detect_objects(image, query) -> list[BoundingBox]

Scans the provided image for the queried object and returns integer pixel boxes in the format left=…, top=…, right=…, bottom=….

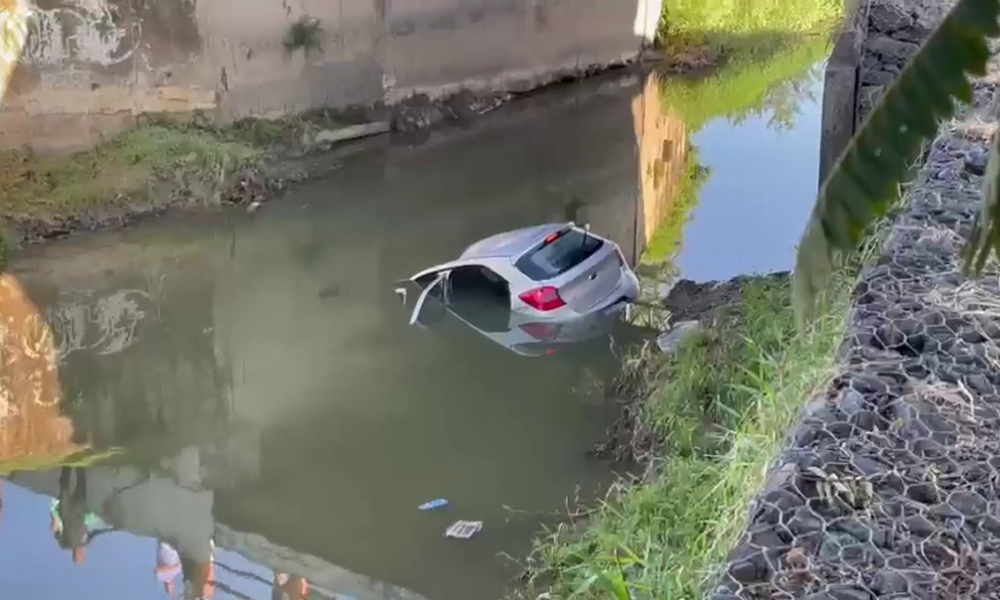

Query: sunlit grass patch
left=0, top=125, right=262, bottom=220
left=0, top=447, right=123, bottom=476
left=659, top=35, right=829, bottom=131
left=658, top=0, right=842, bottom=54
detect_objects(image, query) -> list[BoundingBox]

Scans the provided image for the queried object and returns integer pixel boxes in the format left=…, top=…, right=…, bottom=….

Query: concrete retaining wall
left=0, top=0, right=661, bottom=154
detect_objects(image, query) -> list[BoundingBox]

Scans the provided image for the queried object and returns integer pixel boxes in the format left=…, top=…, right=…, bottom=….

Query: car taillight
left=519, top=286, right=566, bottom=311
left=519, top=322, right=562, bottom=341
left=615, top=246, right=626, bottom=266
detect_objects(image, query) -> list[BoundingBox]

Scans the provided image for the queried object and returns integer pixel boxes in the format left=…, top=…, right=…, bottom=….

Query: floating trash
left=418, top=498, right=449, bottom=511
left=445, top=520, right=482, bottom=539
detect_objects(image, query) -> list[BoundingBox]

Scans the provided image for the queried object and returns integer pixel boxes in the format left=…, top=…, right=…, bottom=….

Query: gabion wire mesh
left=708, top=37, right=1000, bottom=600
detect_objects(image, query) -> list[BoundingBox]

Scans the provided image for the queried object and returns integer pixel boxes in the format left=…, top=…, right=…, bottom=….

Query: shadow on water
left=0, top=33, right=828, bottom=600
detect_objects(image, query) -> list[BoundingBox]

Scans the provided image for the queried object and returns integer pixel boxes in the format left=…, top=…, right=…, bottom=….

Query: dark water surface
left=0, top=56, right=825, bottom=600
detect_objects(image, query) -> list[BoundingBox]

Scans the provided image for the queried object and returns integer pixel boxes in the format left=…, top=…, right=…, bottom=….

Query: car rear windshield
left=515, top=228, right=604, bottom=281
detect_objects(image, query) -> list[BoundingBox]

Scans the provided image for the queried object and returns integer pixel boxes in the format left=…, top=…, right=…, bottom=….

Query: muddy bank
left=592, top=271, right=791, bottom=466
left=663, top=272, right=790, bottom=323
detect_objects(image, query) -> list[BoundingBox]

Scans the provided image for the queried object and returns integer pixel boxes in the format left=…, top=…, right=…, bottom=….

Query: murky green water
left=0, top=50, right=826, bottom=600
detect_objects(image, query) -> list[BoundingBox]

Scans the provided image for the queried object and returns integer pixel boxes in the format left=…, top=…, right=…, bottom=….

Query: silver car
left=398, top=222, right=640, bottom=356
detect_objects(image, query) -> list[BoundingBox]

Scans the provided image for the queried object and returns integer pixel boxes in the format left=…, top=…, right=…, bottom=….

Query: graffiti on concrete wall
left=20, top=0, right=140, bottom=67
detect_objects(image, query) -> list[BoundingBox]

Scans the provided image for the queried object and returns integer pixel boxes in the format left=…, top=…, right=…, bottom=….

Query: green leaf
left=792, top=0, right=1000, bottom=325
left=595, top=571, right=632, bottom=600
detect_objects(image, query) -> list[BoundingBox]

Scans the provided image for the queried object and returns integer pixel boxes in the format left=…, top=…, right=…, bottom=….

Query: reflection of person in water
left=179, top=539, right=215, bottom=600
left=50, top=467, right=112, bottom=563
left=156, top=540, right=183, bottom=595
left=272, top=571, right=309, bottom=600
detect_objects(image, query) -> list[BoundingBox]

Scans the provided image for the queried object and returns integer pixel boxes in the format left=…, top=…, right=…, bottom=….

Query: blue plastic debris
left=418, top=498, right=449, bottom=511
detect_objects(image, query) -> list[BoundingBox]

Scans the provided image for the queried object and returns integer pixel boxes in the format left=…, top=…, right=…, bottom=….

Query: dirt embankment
left=591, top=271, right=791, bottom=466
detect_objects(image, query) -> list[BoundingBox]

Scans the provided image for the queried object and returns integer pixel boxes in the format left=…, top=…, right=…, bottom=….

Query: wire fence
left=709, top=25, right=1000, bottom=600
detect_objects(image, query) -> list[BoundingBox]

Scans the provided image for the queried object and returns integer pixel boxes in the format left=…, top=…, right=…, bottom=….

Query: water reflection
left=0, top=43, right=827, bottom=599
left=677, top=61, right=825, bottom=281
left=0, top=273, right=79, bottom=467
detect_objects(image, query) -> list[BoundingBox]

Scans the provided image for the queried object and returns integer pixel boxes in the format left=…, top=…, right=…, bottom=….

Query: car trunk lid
left=556, top=246, right=622, bottom=312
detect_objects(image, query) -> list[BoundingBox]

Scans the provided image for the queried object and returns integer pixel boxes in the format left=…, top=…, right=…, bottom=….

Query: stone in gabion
left=712, top=2, right=1000, bottom=598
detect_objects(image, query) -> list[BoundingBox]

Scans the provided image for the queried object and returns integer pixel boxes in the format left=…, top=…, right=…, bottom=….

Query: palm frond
left=792, top=0, right=1000, bottom=324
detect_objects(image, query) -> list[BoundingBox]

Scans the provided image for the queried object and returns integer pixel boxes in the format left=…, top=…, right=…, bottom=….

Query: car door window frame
left=406, top=258, right=516, bottom=333
left=409, top=271, right=449, bottom=327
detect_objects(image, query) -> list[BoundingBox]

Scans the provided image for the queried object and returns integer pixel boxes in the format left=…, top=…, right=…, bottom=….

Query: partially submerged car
left=396, top=223, right=640, bottom=356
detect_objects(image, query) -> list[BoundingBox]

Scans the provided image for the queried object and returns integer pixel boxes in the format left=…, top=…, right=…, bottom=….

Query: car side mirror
left=394, top=287, right=408, bottom=305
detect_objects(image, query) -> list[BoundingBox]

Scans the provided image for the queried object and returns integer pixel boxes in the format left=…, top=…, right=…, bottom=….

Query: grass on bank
left=0, top=447, right=123, bottom=477
left=658, top=0, right=842, bottom=55
left=659, top=34, right=829, bottom=132
left=524, top=268, right=858, bottom=599
left=0, top=124, right=262, bottom=221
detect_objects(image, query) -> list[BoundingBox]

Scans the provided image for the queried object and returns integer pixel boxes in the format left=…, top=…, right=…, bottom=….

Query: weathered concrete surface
left=0, top=0, right=661, bottom=153
left=712, top=4, right=1000, bottom=600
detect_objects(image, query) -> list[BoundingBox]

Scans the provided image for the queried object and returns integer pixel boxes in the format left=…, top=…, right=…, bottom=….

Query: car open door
left=406, top=258, right=496, bottom=284
left=404, top=259, right=515, bottom=341
left=400, top=259, right=479, bottom=328
left=408, top=271, right=448, bottom=327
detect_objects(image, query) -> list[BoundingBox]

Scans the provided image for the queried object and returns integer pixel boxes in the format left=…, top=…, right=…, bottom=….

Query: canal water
left=0, top=52, right=825, bottom=600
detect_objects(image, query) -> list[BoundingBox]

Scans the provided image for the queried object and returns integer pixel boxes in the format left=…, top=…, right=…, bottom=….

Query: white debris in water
left=656, top=320, right=702, bottom=354
left=444, top=520, right=483, bottom=539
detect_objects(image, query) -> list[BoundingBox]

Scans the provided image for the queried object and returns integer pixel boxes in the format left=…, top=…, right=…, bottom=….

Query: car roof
left=459, top=223, right=570, bottom=261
